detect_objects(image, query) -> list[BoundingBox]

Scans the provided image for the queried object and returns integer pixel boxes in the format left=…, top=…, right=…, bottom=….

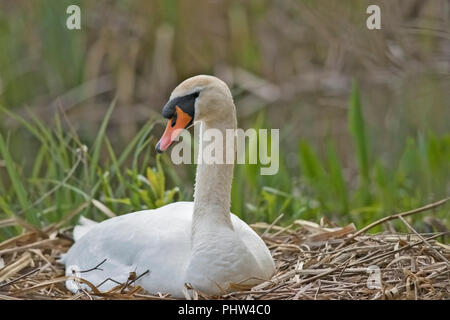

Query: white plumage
left=62, top=75, right=275, bottom=297
left=62, top=202, right=274, bottom=296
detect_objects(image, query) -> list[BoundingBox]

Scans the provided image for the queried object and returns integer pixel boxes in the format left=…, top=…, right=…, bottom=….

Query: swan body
left=63, top=75, right=275, bottom=297
left=62, top=202, right=274, bottom=296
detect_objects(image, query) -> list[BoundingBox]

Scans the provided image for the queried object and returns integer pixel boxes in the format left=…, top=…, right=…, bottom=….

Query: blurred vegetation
left=0, top=0, right=449, bottom=241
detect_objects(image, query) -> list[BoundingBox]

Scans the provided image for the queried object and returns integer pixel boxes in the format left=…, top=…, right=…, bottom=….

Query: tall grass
left=0, top=83, right=449, bottom=241
left=230, top=82, right=450, bottom=232
left=0, top=102, right=180, bottom=241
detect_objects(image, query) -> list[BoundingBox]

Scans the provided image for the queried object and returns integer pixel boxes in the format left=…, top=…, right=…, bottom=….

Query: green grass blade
left=326, top=139, right=349, bottom=213
left=89, top=98, right=117, bottom=182
left=348, top=79, right=370, bottom=183
left=298, top=140, right=325, bottom=181
left=0, top=133, right=38, bottom=225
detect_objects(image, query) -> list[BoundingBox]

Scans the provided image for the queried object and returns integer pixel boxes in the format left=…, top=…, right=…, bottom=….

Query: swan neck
left=192, top=114, right=237, bottom=239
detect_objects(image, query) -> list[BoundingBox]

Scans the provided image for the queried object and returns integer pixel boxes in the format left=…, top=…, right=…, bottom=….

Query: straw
left=0, top=199, right=448, bottom=300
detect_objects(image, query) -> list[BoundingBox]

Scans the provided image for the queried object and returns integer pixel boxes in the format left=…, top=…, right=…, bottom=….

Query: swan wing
left=231, top=214, right=276, bottom=279
left=63, top=202, right=193, bottom=295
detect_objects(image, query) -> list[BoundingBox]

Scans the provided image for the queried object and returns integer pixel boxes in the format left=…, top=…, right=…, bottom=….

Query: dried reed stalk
left=0, top=199, right=448, bottom=300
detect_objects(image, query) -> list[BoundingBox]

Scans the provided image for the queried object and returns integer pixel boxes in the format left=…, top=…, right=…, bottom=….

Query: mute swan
left=62, top=75, right=275, bottom=297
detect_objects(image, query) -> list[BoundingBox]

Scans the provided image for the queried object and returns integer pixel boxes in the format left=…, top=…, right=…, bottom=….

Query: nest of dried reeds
left=0, top=199, right=449, bottom=300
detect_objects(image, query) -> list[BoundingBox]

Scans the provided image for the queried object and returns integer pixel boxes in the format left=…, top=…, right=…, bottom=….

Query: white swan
left=62, top=75, right=275, bottom=297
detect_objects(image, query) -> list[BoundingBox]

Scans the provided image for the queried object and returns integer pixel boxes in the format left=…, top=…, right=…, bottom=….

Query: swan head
left=156, top=75, right=235, bottom=153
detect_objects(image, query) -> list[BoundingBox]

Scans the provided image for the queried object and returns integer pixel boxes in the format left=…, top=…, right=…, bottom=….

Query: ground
left=0, top=201, right=449, bottom=300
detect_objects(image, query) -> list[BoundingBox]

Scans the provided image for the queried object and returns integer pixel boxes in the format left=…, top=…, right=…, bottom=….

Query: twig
left=96, top=277, right=123, bottom=289
left=79, top=259, right=107, bottom=273
left=128, top=270, right=150, bottom=286
left=262, top=214, right=284, bottom=237
left=0, top=239, right=60, bottom=256
left=46, top=202, right=89, bottom=233
left=0, top=268, right=41, bottom=289
left=120, top=269, right=150, bottom=293
left=398, top=216, right=450, bottom=268
left=349, top=232, right=448, bottom=267
left=336, top=198, right=450, bottom=250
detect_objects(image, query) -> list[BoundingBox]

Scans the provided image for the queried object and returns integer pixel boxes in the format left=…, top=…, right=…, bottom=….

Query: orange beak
left=156, top=106, right=193, bottom=153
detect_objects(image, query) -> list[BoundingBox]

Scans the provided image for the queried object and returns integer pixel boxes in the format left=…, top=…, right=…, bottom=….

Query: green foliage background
left=0, top=0, right=449, bottom=241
